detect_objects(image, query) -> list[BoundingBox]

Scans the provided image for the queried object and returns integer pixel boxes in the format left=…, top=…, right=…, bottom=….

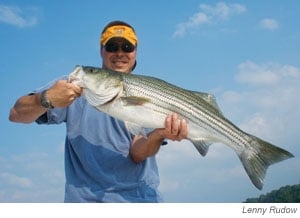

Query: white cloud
left=199, top=2, right=246, bottom=20
left=158, top=60, right=300, bottom=201
left=260, top=18, right=279, bottom=31
left=0, top=148, right=64, bottom=202
left=173, top=13, right=209, bottom=38
left=0, top=172, right=32, bottom=188
left=222, top=60, right=300, bottom=142
left=235, top=60, right=300, bottom=86
left=173, top=2, right=246, bottom=37
left=0, top=4, right=39, bottom=28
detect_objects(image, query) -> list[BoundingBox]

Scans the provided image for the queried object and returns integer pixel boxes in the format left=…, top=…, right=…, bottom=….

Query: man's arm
left=9, top=80, right=82, bottom=123
left=9, top=93, right=48, bottom=123
left=130, top=113, right=187, bottom=163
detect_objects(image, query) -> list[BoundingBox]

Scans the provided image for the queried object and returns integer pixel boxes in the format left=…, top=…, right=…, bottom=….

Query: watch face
left=41, top=90, right=53, bottom=109
left=43, top=101, right=51, bottom=108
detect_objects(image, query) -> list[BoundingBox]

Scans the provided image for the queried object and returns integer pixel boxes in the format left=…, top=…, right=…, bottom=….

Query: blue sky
left=1, top=0, right=300, bottom=203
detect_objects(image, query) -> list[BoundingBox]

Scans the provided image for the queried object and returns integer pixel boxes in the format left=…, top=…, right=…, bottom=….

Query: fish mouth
left=68, top=76, right=79, bottom=83
left=68, top=66, right=85, bottom=85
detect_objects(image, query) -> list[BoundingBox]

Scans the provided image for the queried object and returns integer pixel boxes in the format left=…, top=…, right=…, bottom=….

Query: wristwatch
left=40, top=89, right=54, bottom=109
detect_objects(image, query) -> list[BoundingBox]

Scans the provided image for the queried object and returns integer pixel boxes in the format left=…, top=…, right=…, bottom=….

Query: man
left=9, top=20, right=187, bottom=202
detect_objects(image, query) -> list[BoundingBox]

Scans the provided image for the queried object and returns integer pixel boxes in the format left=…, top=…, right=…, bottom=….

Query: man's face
left=101, top=38, right=137, bottom=74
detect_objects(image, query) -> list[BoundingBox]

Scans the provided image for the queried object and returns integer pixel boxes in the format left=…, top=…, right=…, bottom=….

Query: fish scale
left=69, top=65, right=294, bottom=190
left=123, top=73, right=248, bottom=149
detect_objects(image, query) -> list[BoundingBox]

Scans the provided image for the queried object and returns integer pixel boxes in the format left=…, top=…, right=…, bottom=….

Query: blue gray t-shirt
left=34, top=78, right=163, bottom=202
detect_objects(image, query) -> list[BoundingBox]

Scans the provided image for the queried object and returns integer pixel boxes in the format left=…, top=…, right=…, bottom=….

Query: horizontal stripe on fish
left=69, top=65, right=294, bottom=190
left=123, top=74, right=249, bottom=151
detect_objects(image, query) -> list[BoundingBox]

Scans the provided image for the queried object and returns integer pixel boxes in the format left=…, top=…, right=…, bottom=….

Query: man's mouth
left=113, top=60, right=127, bottom=66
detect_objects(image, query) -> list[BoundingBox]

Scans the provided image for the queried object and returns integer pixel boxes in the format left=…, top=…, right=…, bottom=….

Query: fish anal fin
left=190, top=139, right=212, bottom=156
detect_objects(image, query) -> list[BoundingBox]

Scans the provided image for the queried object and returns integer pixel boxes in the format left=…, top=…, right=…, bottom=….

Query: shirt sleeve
left=36, top=108, right=67, bottom=124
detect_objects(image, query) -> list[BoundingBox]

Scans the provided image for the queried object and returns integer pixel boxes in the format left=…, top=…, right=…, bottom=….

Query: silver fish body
left=69, top=65, right=294, bottom=190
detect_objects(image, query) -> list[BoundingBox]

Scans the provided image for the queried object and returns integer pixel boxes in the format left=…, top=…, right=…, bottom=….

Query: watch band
left=40, top=89, right=54, bottom=109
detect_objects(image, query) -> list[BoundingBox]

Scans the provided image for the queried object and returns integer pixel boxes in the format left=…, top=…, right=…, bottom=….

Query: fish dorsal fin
left=121, top=96, right=151, bottom=106
left=192, top=91, right=223, bottom=115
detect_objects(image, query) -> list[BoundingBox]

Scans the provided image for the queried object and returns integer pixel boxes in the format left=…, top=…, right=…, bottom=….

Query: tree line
left=244, top=183, right=300, bottom=203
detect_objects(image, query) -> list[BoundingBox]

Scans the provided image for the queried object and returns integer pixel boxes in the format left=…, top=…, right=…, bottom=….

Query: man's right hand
left=46, top=80, right=82, bottom=108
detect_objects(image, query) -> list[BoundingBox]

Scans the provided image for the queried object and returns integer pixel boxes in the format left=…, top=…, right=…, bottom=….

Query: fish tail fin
left=239, top=135, right=294, bottom=190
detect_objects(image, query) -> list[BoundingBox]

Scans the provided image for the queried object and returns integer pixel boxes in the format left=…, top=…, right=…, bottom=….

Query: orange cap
left=100, top=25, right=138, bottom=46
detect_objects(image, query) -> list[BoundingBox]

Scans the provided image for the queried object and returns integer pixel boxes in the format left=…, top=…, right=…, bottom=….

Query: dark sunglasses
left=104, top=41, right=136, bottom=53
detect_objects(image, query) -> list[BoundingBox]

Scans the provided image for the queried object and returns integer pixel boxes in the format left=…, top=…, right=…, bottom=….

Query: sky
left=1, top=0, right=300, bottom=203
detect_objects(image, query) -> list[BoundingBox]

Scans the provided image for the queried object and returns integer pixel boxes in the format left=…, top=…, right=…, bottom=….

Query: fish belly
left=98, top=100, right=166, bottom=129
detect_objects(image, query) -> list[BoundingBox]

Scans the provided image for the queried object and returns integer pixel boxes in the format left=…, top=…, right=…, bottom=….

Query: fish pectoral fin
left=121, top=96, right=151, bottom=106
left=190, top=139, right=212, bottom=156
left=125, top=121, right=148, bottom=138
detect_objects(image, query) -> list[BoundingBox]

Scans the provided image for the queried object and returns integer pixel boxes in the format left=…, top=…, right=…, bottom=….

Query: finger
left=65, top=83, right=82, bottom=99
left=171, top=113, right=179, bottom=135
left=74, top=89, right=82, bottom=98
left=165, top=114, right=172, bottom=134
left=178, top=119, right=187, bottom=140
left=69, top=83, right=82, bottom=95
left=74, top=84, right=83, bottom=93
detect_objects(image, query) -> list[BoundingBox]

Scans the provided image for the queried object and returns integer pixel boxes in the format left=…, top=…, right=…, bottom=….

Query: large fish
left=69, top=65, right=294, bottom=190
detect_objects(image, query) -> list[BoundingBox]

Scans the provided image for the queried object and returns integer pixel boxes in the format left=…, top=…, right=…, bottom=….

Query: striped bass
left=69, top=65, right=294, bottom=190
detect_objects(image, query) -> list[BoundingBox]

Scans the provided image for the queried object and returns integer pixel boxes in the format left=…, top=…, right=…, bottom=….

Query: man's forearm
left=9, top=94, right=47, bottom=123
left=130, top=130, right=164, bottom=163
left=129, top=113, right=188, bottom=163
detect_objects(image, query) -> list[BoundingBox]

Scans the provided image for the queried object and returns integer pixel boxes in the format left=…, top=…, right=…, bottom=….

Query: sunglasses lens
left=122, top=43, right=135, bottom=53
left=105, top=41, right=135, bottom=53
left=105, top=42, right=119, bottom=52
